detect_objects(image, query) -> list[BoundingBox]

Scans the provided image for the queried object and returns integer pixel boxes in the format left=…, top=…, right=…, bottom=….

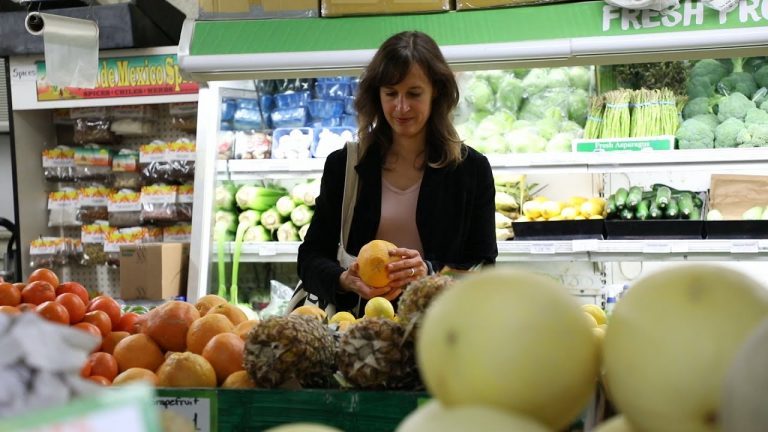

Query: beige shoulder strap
left=339, top=141, right=359, bottom=254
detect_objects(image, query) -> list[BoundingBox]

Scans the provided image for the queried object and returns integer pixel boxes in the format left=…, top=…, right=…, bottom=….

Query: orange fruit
left=139, top=301, right=200, bottom=352
left=195, top=294, right=227, bottom=317
left=82, top=310, right=112, bottom=336
left=21, top=281, right=56, bottom=306
left=234, top=320, right=259, bottom=341
left=87, top=352, right=118, bottom=382
left=56, top=282, right=89, bottom=306
left=0, top=305, right=20, bottom=315
left=186, top=314, right=235, bottom=355
left=28, top=268, right=59, bottom=289
left=222, top=370, right=256, bottom=389
left=113, top=334, right=165, bottom=373
left=101, top=331, right=130, bottom=355
left=87, top=296, right=122, bottom=328
left=35, top=301, right=70, bottom=325
left=115, top=312, right=140, bottom=334
left=87, top=375, right=111, bottom=386
left=80, top=361, right=92, bottom=378
left=156, top=352, right=217, bottom=388
left=112, top=368, right=159, bottom=386
left=55, top=293, right=86, bottom=324
left=357, top=240, right=400, bottom=288
left=208, top=303, right=248, bottom=326
left=72, top=322, right=103, bottom=352
left=202, top=332, right=245, bottom=385
left=17, top=303, right=36, bottom=313
left=0, top=283, right=21, bottom=306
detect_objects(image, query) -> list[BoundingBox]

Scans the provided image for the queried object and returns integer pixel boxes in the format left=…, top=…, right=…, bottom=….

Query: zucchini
left=615, top=187, right=629, bottom=209
left=627, top=186, right=644, bottom=209
left=677, top=193, right=695, bottom=219
left=619, top=207, right=634, bottom=220
left=606, top=195, right=618, bottom=217
left=664, top=197, right=679, bottom=219
left=635, top=199, right=651, bottom=220
left=648, top=200, right=662, bottom=219
left=655, top=186, right=672, bottom=209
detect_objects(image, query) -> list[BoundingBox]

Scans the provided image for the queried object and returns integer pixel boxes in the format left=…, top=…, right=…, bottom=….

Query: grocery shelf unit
left=8, top=46, right=198, bottom=293
left=180, top=0, right=768, bottom=303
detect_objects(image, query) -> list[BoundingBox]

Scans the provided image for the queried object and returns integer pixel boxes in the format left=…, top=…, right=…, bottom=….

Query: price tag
left=572, top=239, right=599, bottom=252
left=259, top=243, right=277, bottom=256
left=155, top=395, right=214, bottom=432
left=530, top=242, right=557, bottom=254
left=759, top=240, right=768, bottom=250
left=269, top=159, right=291, bottom=171
left=730, top=240, right=759, bottom=254
left=671, top=243, right=690, bottom=253
left=642, top=242, right=671, bottom=254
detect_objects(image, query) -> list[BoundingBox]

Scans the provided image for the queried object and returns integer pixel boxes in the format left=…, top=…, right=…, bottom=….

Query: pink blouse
left=375, top=177, right=424, bottom=256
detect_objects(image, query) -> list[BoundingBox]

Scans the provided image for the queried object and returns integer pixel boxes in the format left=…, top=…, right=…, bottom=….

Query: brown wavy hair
left=355, top=31, right=465, bottom=169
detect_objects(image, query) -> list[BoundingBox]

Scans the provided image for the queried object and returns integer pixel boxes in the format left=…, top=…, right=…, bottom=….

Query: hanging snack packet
left=80, top=223, right=109, bottom=266
left=166, top=139, right=196, bottom=184
left=141, top=184, right=179, bottom=224
left=112, top=149, right=143, bottom=190
left=140, top=141, right=170, bottom=184
left=42, top=146, right=76, bottom=182
left=77, top=186, right=110, bottom=224
left=177, top=184, right=193, bottom=222
left=48, top=189, right=80, bottom=227
left=108, top=189, right=142, bottom=228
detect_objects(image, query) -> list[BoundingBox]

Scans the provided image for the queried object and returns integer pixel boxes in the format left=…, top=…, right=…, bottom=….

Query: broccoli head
left=754, top=64, right=768, bottom=89
left=683, top=97, right=714, bottom=120
left=567, top=67, right=592, bottom=91
left=689, top=59, right=730, bottom=85
left=744, top=108, right=768, bottom=126
left=717, top=92, right=756, bottom=122
left=714, top=118, right=745, bottom=148
left=761, top=100, right=768, bottom=112
left=676, top=118, right=715, bottom=149
left=690, top=114, right=719, bottom=132
left=736, top=123, right=768, bottom=147
left=687, top=76, right=714, bottom=99
left=718, top=58, right=758, bottom=98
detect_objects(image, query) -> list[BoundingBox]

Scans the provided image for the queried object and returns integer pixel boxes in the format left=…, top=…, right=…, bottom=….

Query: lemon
left=329, top=311, right=356, bottom=324
left=541, top=201, right=563, bottom=219
left=568, top=196, right=588, bottom=207
left=560, top=206, right=578, bottom=220
left=583, top=312, right=599, bottom=328
left=522, top=200, right=542, bottom=219
left=364, top=297, right=395, bottom=320
left=582, top=304, right=608, bottom=325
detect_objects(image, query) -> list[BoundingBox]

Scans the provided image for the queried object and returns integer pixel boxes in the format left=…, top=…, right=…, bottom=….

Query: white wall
left=0, top=133, right=14, bottom=222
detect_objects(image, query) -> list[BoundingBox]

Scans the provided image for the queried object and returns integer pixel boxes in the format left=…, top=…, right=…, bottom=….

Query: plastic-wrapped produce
left=272, top=128, right=313, bottom=159
left=234, top=131, right=271, bottom=159
left=312, top=127, right=356, bottom=158
left=233, top=98, right=269, bottom=131
left=270, top=107, right=309, bottom=129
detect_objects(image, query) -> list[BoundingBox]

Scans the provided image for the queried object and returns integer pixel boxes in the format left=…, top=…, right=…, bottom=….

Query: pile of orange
left=0, top=269, right=259, bottom=389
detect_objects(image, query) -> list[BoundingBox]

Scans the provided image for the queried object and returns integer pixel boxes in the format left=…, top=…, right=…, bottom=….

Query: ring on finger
left=410, top=268, right=415, bottom=277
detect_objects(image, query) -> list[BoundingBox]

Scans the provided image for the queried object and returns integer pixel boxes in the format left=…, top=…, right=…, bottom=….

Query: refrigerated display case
left=7, top=46, right=198, bottom=294
left=182, top=0, right=768, bottom=309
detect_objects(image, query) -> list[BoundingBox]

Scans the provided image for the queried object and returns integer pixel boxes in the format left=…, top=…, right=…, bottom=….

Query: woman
left=297, top=31, right=498, bottom=314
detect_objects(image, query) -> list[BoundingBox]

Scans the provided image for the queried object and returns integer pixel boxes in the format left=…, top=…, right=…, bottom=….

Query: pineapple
left=336, top=318, right=420, bottom=390
left=397, top=274, right=454, bottom=331
left=244, top=315, right=335, bottom=388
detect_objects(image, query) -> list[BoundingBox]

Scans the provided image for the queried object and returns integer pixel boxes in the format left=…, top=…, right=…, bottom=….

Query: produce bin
left=513, top=220, right=605, bottom=240
left=604, top=220, right=705, bottom=240
left=704, top=221, right=768, bottom=239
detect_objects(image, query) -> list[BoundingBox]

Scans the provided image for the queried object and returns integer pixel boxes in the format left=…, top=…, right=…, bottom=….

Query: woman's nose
left=395, top=95, right=410, bottom=112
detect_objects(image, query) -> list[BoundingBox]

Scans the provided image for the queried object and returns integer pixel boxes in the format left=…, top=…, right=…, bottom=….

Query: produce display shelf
left=218, top=148, right=768, bottom=179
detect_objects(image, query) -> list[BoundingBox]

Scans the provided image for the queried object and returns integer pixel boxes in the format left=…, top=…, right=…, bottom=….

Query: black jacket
left=297, top=143, right=498, bottom=312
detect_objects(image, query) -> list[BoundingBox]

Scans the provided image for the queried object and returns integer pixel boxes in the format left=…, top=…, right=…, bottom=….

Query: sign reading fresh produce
left=602, top=0, right=768, bottom=32
left=36, top=55, right=198, bottom=101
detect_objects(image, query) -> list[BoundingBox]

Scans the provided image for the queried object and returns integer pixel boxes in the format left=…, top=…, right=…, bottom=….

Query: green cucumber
left=692, top=194, right=703, bottom=208
left=655, top=186, right=672, bottom=209
left=620, top=207, right=634, bottom=220
left=635, top=199, right=651, bottom=220
left=649, top=200, right=662, bottom=219
left=677, top=193, right=695, bottom=219
left=615, top=187, right=629, bottom=209
left=627, top=186, right=644, bottom=209
left=664, top=197, right=679, bottom=219
left=606, top=195, right=618, bottom=217
left=690, top=206, right=701, bottom=221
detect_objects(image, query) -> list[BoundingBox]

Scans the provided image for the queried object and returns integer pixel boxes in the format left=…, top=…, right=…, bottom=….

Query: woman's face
left=379, top=64, right=434, bottom=141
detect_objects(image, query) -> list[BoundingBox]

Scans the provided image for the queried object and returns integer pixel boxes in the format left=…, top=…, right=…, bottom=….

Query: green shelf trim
left=190, top=0, right=768, bottom=56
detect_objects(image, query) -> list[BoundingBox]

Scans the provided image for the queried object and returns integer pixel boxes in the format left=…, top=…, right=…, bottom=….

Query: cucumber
left=615, top=187, right=629, bottom=209
left=606, top=195, right=617, bottom=217
left=620, top=207, right=634, bottom=220
left=677, top=193, right=695, bottom=219
left=655, top=186, right=672, bottom=209
left=649, top=200, right=662, bottom=219
left=690, top=206, right=701, bottom=221
left=664, top=197, right=679, bottom=219
left=627, top=186, right=644, bottom=209
left=692, top=194, right=703, bottom=208
left=635, top=199, right=651, bottom=220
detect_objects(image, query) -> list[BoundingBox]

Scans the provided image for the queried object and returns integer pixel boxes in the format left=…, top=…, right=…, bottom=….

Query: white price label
left=759, top=240, right=768, bottom=250
left=642, top=242, right=672, bottom=254
left=572, top=239, right=599, bottom=252
left=730, top=240, right=759, bottom=254
left=259, top=244, right=277, bottom=256
left=28, top=405, right=145, bottom=432
left=269, top=160, right=291, bottom=171
left=530, top=242, right=557, bottom=254
left=671, top=242, right=690, bottom=253
left=155, top=397, right=212, bottom=432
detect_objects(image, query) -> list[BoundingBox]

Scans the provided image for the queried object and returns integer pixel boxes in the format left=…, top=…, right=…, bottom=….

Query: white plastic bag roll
left=25, top=12, right=99, bottom=88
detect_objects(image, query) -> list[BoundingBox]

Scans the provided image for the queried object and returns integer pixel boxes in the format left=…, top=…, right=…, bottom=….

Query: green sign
left=190, top=0, right=768, bottom=56
left=573, top=136, right=675, bottom=152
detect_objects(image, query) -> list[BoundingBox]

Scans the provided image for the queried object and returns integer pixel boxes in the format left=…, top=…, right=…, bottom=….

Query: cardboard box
left=120, top=243, right=186, bottom=301
left=199, top=0, right=318, bottom=19
left=321, top=0, right=450, bottom=17
left=456, top=0, right=570, bottom=9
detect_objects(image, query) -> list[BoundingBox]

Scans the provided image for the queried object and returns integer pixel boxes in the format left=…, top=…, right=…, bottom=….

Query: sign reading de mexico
left=36, top=54, right=198, bottom=101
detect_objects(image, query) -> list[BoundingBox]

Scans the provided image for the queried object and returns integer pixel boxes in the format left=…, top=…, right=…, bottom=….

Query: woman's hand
left=339, top=262, right=401, bottom=301
left=386, top=247, right=428, bottom=289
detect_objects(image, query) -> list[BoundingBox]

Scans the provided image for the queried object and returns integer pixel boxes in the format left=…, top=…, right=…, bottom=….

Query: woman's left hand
left=386, top=248, right=428, bottom=288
